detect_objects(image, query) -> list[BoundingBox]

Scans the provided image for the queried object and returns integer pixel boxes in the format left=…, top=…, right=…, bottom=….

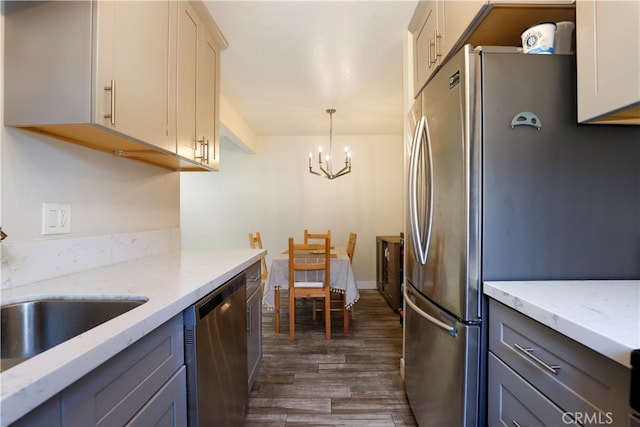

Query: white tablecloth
left=263, top=247, right=360, bottom=309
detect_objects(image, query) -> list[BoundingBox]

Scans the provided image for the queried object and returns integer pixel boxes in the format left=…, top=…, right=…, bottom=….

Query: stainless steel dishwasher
left=184, top=272, right=248, bottom=427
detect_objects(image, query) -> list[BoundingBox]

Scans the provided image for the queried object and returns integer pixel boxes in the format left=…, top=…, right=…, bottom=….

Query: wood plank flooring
left=245, top=290, right=418, bottom=426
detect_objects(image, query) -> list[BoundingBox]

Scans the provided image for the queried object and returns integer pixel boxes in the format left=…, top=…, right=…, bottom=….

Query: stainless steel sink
left=1, top=297, right=147, bottom=372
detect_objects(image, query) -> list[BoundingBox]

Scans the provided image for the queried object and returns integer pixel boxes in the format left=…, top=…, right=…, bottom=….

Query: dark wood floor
left=245, top=290, right=418, bottom=426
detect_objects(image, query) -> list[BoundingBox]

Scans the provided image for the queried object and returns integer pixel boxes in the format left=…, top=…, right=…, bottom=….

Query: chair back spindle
left=288, top=236, right=331, bottom=340
left=304, top=229, right=331, bottom=244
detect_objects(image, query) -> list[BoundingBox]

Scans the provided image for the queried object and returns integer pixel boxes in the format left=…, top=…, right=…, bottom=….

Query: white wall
left=180, top=134, right=404, bottom=287
left=1, top=11, right=180, bottom=288
left=0, top=127, right=181, bottom=288
left=2, top=129, right=180, bottom=240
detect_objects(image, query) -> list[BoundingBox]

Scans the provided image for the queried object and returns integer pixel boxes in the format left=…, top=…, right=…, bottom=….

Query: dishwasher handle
left=194, top=272, right=245, bottom=320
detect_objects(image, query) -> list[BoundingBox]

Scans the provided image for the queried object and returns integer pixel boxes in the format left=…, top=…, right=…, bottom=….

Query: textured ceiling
left=205, top=1, right=417, bottom=136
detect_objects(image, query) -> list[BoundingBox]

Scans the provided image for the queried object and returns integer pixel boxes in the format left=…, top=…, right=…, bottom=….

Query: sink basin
left=1, top=297, right=147, bottom=372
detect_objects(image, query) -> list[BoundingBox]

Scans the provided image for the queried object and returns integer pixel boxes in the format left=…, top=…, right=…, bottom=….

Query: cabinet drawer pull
left=514, top=343, right=561, bottom=375
left=104, top=80, right=116, bottom=125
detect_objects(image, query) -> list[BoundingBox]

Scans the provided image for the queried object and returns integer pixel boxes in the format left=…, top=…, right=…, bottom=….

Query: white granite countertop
left=0, top=248, right=265, bottom=426
left=484, top=280, right=640, bottom=368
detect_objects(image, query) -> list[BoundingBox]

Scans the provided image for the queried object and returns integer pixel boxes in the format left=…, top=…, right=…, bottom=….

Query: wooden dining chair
left=287, top=236, right=332, bottom=341
left=248, top=232, right=268, bottom=286
left=347, top=232, right=357, bottom=262
left=311, top=232, right=354, bottom=332
left=304, top=229, right=331, bottom=244
left=302, top=230, right=331, bottom=314
left=346, top=232, right=357, bottom=320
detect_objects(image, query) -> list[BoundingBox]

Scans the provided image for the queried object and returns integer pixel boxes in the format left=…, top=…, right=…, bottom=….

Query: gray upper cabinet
left=411, top=1, right=440, bottom=98
left=4, top=0, right=227, bottom=171
left=94, top=1, right=175, bottom=153
left=409, top=0, right=575, bottom=98
left=176, top=1, right=222, bottom=170
left=576, top=0, right=640, bottom=124
left=410, top=0, right=484, bottom=97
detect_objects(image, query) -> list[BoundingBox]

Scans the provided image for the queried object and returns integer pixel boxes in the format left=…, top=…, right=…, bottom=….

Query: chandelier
left=308, top=108, right=351, bottom=180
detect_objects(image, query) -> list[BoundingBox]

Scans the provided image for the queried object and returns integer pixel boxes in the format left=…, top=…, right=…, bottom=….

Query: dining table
left=262, top=246, right=360, bottom=330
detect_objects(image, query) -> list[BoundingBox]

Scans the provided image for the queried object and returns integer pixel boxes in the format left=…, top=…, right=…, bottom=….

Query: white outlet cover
left=42, top=203, right=71, bottom=235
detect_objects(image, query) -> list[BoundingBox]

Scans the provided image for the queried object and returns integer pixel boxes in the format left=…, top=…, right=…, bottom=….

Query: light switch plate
left=42, top=203, right=71, bottom=235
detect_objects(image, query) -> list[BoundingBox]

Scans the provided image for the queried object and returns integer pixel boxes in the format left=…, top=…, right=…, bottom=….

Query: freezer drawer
left=404, top=283, right=481, bottom=427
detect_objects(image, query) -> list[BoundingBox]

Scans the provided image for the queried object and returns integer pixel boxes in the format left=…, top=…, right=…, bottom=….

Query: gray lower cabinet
left=11, top=314, right=186, bottom=427
left=63, top=314, right=185, bottom=426
left=488, top=299, right=631, bottom=427
left=125, top=366, right=187, bottom=427
left=246, top=261, right=263, bottom=391
left=10, top=395, right=61, bottom=427
left=488, top=352, right=578, bottom=426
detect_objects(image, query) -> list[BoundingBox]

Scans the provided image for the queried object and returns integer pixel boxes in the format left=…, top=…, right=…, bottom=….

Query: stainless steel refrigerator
left=404, top=45, right=640, bottom=427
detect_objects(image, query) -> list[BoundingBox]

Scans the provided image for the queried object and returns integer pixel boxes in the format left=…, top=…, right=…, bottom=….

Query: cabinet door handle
left=104, top=80, right=116, bottom=125
left=434, top=30, right=442, bottom=59
left=195, top=137, right=209, bottom=163
left=514, top=343, right=561, bottom=375
left=428, top=37, right=436, bottom=66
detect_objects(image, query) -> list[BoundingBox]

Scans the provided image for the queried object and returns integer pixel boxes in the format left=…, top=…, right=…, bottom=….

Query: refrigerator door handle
left=403, top=283, right=457, bottom=337
left=408, top=116, right=433, bottom=266
left=408, top=116, right=425, bottom=264
left=423, top=115, right=434, bottom=264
